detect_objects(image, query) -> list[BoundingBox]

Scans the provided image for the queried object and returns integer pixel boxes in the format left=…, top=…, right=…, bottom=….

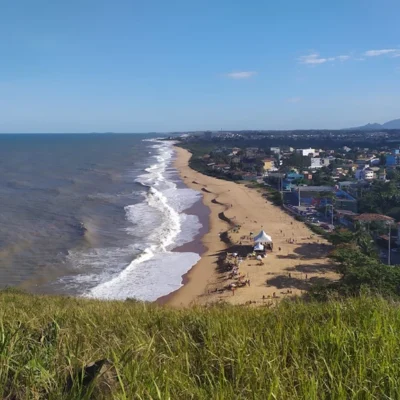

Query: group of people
left=228, top=266, right=240, bottom=279
left=230, top=278, right=251, bottom=295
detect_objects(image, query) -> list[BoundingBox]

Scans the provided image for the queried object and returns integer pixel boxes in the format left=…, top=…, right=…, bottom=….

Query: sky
left=1, top=0, right=400, bottom=133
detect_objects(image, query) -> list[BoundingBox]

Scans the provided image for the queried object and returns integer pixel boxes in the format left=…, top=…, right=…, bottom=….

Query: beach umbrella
left=254, top=230, right=272, bottom=243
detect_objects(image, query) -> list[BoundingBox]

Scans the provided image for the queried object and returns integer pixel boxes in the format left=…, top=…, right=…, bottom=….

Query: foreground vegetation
left=2, top=291, right=400, bottom=399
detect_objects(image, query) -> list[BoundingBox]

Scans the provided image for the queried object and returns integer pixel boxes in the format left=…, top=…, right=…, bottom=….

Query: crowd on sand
left=206, top=226, right=325, bottom=306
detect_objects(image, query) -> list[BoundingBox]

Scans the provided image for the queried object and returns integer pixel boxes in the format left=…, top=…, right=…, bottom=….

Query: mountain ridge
left=348, top=118, right=400, bottom=130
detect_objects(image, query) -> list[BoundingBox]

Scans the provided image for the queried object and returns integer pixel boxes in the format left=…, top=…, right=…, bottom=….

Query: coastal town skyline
left=1, top=0, right=400, bottom=132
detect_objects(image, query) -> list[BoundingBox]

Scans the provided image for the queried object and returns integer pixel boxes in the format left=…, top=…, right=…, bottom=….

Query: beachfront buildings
left=290, top=186, right=358, bottom=213
left=270, top=147, right=281, bottom=154
left=263, top=158, right=276, bottom=172
left=310, top=157, right=333, bottom=169
left=386, top=150, right=400, bottom=167
left=296, top=148, right=315, bottom=157
left=355, top=168, right=375, bottom=181
left=231, top=147, right=241, bottom=155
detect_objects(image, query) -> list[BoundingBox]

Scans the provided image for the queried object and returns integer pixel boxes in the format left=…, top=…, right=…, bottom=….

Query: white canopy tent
left=254, top=243, right=264, bottom=251
left=253, top=230, right=272, bottom=243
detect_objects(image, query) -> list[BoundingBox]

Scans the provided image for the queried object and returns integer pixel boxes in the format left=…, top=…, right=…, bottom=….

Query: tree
left=328, top=246, right=400, bottom=297
left=356, top=233, right=378, bottom=258
left=329, top=228, right=355, bottom=246
left=359, top=181, right=400, bottom=215
left=282, top=153, right=311, bottom=169
left=311, top=168, right=335, bottom=186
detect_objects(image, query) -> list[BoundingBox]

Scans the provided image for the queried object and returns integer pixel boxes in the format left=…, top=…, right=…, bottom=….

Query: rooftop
left=354, top=214, right=394, bottom=222
left=294, top=186, right=334, bottom=192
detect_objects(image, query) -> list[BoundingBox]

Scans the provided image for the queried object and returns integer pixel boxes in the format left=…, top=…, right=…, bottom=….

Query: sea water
left=0, top=134, right=205, bottom=301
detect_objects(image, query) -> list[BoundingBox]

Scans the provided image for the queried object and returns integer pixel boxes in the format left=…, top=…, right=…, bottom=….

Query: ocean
left=0, top=134, right=208, bottom=301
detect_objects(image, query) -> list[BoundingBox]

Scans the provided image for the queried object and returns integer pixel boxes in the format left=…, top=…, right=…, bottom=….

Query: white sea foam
left=78, top=139, right=203, bottom=301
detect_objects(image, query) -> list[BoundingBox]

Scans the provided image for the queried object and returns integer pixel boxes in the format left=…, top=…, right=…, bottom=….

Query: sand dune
left=165, top=147, right=338, bottom=307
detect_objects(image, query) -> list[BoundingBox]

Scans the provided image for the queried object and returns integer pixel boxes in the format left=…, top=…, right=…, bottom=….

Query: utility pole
left=298, top=187, right=301, bottom=207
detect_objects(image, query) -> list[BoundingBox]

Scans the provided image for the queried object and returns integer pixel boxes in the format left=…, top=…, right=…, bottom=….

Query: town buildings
left=296, top=148, right=315, bottom=157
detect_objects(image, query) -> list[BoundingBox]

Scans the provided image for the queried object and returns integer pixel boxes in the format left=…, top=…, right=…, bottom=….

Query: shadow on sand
left=276, top=242, right=332, bottom=260
left=284, top=262, right=336, bottom=274
left=211, top=198, right=225, bottom=206
left=218, top=211, right=236, bottom=227
left=266, top=275, right=333, bottom=291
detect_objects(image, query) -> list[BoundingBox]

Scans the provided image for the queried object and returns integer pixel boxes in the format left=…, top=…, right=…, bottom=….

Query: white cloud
left=225, top=71, right=257, bottom=79
left=299, top=53, right=331, bottom=64
left=287, top=97, right=302, bottom=103
left=364, top=49, right=399, bottom=57
left=299, top=53, right=350, bottom=65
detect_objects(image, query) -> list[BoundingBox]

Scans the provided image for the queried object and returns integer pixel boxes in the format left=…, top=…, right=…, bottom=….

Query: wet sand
left=164, top=146, right=338, bottom=307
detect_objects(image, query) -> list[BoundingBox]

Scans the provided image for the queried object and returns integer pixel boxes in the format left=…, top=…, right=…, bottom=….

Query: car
left=391, top=248, right=400, bottom=253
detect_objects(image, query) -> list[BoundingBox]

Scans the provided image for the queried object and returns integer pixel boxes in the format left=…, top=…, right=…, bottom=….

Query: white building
left=231, top=147, right=241, bottom=155
left=355, top=168, right=375, bottom=181
left=321, top=157, right=333, bottom=167
left=296, top=148, right=315, bottom=157
left=310, top=158, right=322, bottom=169
left=270, top=147, right=280, bottom=154
left=364, top=169, right=375, bottom=180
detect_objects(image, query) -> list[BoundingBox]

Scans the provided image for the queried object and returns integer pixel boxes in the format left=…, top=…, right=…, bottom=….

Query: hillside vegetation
left=1, top=290, right=400, bottom=399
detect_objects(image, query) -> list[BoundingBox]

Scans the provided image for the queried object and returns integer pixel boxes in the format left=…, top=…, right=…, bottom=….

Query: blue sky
left=1, top=0, right=400, bottom=132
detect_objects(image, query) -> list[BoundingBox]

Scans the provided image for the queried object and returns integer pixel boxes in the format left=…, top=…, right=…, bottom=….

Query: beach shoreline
left=162, top=145, right=339, bottom=307
left=156, top=146, right=225, bottom=306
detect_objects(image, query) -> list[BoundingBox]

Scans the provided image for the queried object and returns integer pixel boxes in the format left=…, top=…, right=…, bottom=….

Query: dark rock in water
left=65, top=359, right=117, bottom=399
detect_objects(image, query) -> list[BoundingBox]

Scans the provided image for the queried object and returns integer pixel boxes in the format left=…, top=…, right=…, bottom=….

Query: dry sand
left=165, top=146, right=338, bottom=307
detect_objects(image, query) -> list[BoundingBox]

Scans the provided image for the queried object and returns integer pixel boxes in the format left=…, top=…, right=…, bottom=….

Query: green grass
left=2, top=291, right=400, bottom=399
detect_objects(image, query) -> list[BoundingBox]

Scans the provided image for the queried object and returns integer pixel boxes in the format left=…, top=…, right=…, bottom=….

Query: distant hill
left=348, top=118, right=400, bottom=130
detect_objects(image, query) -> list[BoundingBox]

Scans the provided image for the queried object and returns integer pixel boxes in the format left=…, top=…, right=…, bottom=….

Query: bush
left=306, top=223, right=328, bottom=237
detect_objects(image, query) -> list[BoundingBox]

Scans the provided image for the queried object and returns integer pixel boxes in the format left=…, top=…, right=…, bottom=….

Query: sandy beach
left=165, top=146, right=339, bottom=307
